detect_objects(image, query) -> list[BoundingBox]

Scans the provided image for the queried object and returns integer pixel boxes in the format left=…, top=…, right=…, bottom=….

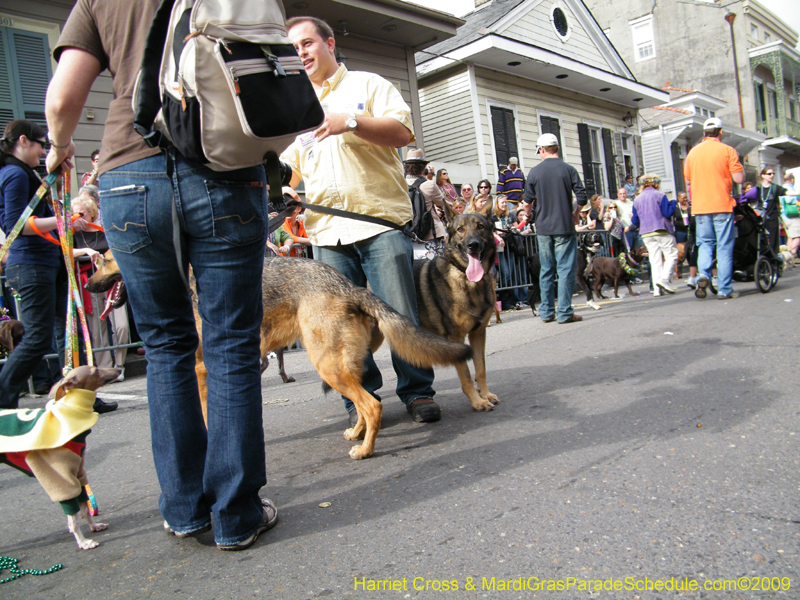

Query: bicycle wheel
left=755, top=256, right=774, bottom=293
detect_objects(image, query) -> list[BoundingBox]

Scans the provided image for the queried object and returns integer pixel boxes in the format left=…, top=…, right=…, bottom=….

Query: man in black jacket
left=522, top=133, right=587, bottom=324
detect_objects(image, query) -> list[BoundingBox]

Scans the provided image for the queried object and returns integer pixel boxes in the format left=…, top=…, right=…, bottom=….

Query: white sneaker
left=114, top=367, right=125, bottom=383
left=657, top=283, right=676, bottom=294
left=686, top=277, right=697, bottom=289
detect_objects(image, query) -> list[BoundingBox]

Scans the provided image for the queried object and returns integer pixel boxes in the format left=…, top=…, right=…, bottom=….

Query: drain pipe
left=725, top=11, right=746, bottom=128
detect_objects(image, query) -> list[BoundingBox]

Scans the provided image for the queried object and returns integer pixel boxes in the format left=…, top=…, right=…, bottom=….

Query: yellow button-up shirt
left=280, top=65, right=415, bottom=246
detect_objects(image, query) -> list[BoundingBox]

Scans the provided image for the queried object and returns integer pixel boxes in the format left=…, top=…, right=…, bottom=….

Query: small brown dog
left=591, top=245, right=649, bottom=299
left=0, top=319, right=24, bottom=353
left=1, top=365, right=121, bottom=549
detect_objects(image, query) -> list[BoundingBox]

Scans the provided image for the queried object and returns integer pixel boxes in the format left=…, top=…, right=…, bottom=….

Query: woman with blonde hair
left=630, top=174, right=679, bottom=296
left=466, top=195, right=489, bottom=214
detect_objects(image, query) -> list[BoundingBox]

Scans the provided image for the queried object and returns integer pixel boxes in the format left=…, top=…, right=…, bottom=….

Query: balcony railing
left=756, top=118, right=800, bottom=139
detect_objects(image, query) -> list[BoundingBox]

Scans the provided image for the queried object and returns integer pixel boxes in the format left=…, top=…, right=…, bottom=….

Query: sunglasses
left=765, top=172, right=774, bottom=176
left=479, top=185, right=490, bottom=189
left=32, top=139, right=47, bottom=148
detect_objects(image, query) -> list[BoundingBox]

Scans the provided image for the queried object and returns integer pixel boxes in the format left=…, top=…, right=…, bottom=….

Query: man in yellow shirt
left=683, top=118, right=745, bottom=300
left=282, top=17, right=439, bottom=425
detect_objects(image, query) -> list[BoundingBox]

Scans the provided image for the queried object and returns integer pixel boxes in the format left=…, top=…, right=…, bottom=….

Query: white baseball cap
left=703, top=117, right=723, bottom=130
left=536, top=133, right=559, bottom=148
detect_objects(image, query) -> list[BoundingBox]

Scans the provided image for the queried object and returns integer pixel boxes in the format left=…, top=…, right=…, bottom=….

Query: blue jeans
left=625, top=230, right=641, bottom=251
left=696, top=212, right=735, bottom=296
left=537, top=234, right=577, bottom=322
left=314, top=230, right=435, bottom=412
left=0, top=264, right=67, bottom=407
left=100, top=152, right=268, bottom=545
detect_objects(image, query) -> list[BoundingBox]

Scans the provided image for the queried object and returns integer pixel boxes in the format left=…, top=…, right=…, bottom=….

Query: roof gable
left=417, top=0, right=631, bottom=78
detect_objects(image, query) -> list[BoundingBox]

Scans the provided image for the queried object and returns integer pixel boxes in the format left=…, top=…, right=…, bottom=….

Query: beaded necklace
left=618, top=253, right=639, bottom=277
left=0, top=556, right=63, bottom=584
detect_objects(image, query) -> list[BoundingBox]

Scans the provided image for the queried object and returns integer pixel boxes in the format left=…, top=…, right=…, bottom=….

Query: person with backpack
left=281, top=16, right=442, bottom=426
left=404, top=148, right=447, bottom=258
left=45, top=0, right=277, bottom=550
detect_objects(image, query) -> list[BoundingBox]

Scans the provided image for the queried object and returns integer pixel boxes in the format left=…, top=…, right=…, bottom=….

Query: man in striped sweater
left=496, top=157, right=525, bottom=210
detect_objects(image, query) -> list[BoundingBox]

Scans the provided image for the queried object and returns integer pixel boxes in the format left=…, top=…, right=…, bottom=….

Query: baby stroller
left=731, top=202, right=781, bottom=293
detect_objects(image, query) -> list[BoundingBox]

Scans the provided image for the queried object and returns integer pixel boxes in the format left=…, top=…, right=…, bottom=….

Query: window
left=710, top=111, right=715, bottom=117
left=767, top=85, right=778, bottom=119
left=754, top=80, right=766, bottom=123
left=750, top=24, right=758, bottom=39
left=790, top=96, right=796, bottom=121
left=550, top=4, right=571, bottom=42
left=630, top=15, right=655, bottom=62
left=489, top=104, right=519, bottom=171
left=764, top=31, right=771, bottom=44
left=577, top=123, right=612, bottom=197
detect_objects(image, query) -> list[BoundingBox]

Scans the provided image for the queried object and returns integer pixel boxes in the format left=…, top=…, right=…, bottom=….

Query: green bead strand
left=0, top=556, right=64, bottom=583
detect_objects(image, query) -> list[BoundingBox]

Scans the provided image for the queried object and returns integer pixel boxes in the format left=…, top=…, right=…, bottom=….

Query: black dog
left=525, top=231, right=603, bottom=315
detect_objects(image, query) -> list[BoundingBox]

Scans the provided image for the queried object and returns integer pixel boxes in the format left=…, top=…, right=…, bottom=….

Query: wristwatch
left=346, top=113, right=358, bottom=133
left=47, top=132, right=71, bottom=150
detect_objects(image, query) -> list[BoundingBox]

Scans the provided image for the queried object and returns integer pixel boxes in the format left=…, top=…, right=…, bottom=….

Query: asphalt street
left=1, top=268, right=799, bottom=599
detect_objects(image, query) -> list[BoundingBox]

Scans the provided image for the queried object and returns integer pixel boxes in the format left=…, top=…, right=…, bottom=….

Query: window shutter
left=670, top=142, right=684, bottom=193
left=0, top=29, right=17, bottom=133
left=491, top=106, right=518, bottom=170
left=540, top=116, right=561, bottom=157
left=577, top=123, right=595, bottom=196
left=602, top=128, right=616, bottom=198
left=9, top=29, right=51, bottom=127
left=634, top=134, right=644, bottom=178
left=613, top=132, right=625, bottom=190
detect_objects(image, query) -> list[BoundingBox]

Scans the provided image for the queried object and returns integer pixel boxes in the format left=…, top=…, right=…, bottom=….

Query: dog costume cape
left=0, top=390, right=98, bottom=514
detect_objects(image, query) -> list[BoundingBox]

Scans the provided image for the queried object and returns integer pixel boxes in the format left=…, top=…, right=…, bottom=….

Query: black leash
left=267, top=199, right=443, bottom=256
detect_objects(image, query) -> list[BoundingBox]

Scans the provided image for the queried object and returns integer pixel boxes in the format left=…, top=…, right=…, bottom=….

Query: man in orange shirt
left=683, top=118, right=745, bottom=300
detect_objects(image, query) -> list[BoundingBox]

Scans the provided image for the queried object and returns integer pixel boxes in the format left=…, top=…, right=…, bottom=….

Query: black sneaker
left=93, top=397, right=118, bottom=414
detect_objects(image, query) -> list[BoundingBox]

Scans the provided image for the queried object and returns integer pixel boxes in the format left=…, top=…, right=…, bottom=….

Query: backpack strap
left=133, top=0, right=179, bottom=147
left=409, top=176, right=425, bottom=191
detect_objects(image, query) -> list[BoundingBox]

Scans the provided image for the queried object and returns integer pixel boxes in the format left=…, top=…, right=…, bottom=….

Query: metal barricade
left=494, top=229, right=622, bottom=295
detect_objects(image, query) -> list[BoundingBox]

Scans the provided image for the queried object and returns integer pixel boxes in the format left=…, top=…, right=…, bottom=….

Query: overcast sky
left=412, top=0, right=800, bottom=49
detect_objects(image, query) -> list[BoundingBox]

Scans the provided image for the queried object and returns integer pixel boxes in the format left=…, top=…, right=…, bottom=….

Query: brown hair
left=286, top=16, right=335, bottom=42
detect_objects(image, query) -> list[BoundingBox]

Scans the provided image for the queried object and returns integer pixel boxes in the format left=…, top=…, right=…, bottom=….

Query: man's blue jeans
left=100, top=152, right=268, bottom=545
left=696, top=212, right=735, bottom=296
left=314, top=230, right=435, bottom=412
left=0, top=264, right=67, bottom=408
left=537, top=234, right=577, bottom=322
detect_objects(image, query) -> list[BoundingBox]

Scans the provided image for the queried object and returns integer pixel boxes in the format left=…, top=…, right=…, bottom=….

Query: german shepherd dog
left=87, top=252, right=472, bottom=460
left=413, top=202, right=499, bottom=411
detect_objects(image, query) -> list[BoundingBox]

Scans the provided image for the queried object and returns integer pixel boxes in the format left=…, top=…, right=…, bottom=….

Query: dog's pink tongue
left=99, top=282, right=119, bottom=321
left=466, top=254, right=484, bottom=282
